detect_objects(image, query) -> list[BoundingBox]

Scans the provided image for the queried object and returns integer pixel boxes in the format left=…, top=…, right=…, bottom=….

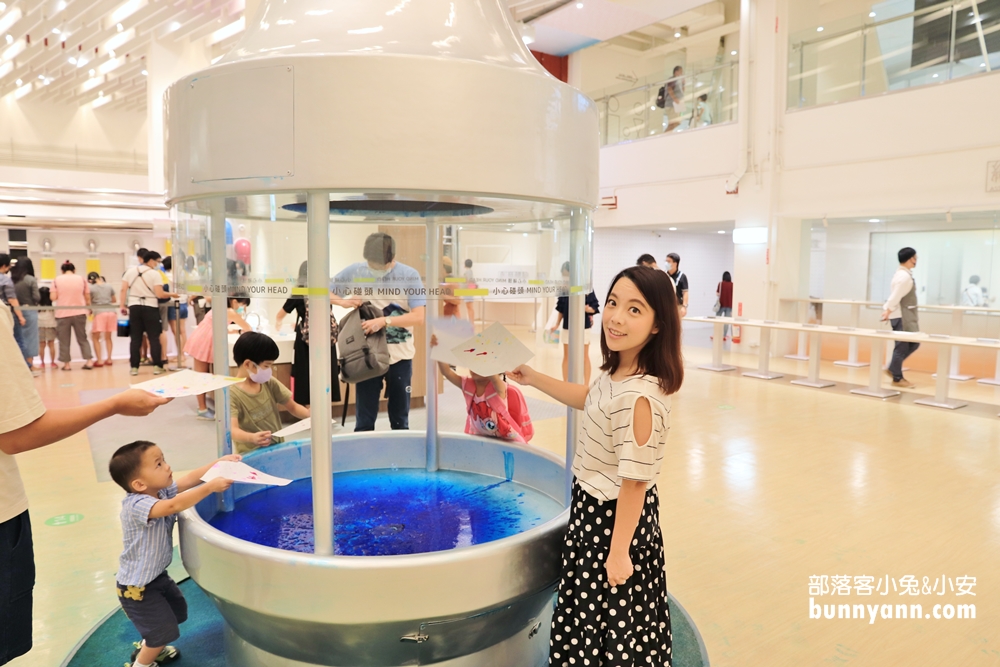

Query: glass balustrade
left=593, top=62, right=739, bottom=147
left=789, top=0, right=1000, bottom=109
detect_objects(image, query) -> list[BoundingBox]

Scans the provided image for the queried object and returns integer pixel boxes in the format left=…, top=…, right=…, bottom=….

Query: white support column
left=977, top=349, right=1000, bottom=386
left=915, top=343, right=968, bottom=410
left=210, top=199, right=234, bottom=513
left=791, top=331, right=834, bottom=388
left=834, top=303, right=868, bottom=368
left=307, top=192, right=334, bottom=557
left=785, top=302, right=810, bottom=360
left=743, top=326, right=783, bottom=380
left=932, top=310, right=974, bottom=381
left=425, top=221, right=440, bottom=473
left=850, top=336, right=899, bottom=399
left=565, top=209, right=588, bottom=505
left=699, top=321, right=736, bottom=372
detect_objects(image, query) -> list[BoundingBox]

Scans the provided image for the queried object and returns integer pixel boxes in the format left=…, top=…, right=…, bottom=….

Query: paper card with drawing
left=429, top=317, right=476, bottom=368
left=200, top=461, right=292, bottom=486
left=131, top=369, right=245, bottom=398
left=271, top=418, right=341, bottom=443
left=449, top=322, right=534, bottom=377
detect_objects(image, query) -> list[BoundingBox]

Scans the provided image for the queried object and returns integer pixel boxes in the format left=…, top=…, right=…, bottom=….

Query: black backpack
left=298, top=301, right=338, bottom=346
left=655, top=85, right=667, bottom=109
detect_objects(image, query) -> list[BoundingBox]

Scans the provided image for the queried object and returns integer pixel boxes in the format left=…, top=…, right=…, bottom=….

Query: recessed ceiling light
left=674, top=31, right=681, bottom=38
left=868, top=218, right=880, bottom=223
left=5, top=34, right=11, bottom=45
left=869, top=11, right=876, bottom=17
left=718, top=230, right=726, bottom=234
left=731, top=50, right=737, bottom=55
left=141, top=69, right=147, bottom=75
left=0, top=3, right=5, bottom=11
left=816, top=26, right=824, bottom=32
left=108, top=49, right=116, bottom=58
left=669, top=227, right=677, bottom=231
left=932, top=73, right=938, bottom=78
left=981, top=62, right=987, bottom=67
left=117, top=23, right=123, bottom=32
left=88, top=68, right=95, bottom=76
left=15, top=78, right=20, bottom=85
left=37, top=74, right=44, bottom=79
left=68, top=56, right=76, bottom=64
left=575, top=2, right=583, bottom=7
left=52, top=27, right=61, bottom=34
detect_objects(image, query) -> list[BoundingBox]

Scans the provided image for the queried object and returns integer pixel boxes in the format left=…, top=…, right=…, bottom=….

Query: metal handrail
left=792, top=0, right=966, bottom=48
left=591, top=62, right=737, bottom=103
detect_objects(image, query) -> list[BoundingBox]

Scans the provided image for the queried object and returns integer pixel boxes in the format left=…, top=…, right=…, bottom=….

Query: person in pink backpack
left=431, top=335, right=533, bottom=443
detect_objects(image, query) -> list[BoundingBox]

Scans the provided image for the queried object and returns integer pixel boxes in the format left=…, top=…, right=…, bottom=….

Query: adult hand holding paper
left=201, top=461, right=292, bottom=486
left=131, top=369, right=245, bottom=398
left=449, top=322, right=534, bottom=377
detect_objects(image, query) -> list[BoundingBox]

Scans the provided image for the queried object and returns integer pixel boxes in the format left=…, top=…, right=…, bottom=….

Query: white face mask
left=369, top=267, right=388, bottom=279
left=249, top=363, right=272, bottom=384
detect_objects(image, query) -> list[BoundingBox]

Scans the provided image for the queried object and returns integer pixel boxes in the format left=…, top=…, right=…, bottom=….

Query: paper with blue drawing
left=131, top=369, right=245, bottom=398
left=201, top=460, right=291, bottom=486
left=449, top=322, right=534, bottom=378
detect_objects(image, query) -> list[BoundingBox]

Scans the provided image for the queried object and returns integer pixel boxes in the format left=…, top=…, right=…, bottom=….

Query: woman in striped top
left=510, top=265, right=683, bottom=667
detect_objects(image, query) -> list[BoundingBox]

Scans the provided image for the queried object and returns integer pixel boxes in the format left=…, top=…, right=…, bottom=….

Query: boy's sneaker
left=129, top=641, right=181, bottom=665
left=196, top=409, right=215, bottom=421
left=153, top=367, right=166, bottom=376
left=130, top=368, right=139, bottom=376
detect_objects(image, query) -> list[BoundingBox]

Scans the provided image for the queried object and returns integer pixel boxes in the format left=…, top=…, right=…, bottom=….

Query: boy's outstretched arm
left=282, top=399, right=310, bottom=420
left=148, top=477, right=234, bottom=519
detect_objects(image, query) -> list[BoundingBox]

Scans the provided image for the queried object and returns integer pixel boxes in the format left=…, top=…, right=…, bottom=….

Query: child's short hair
left=109, top=440, right=158, bottom=492
left=233, top=331, right=279, bottom=366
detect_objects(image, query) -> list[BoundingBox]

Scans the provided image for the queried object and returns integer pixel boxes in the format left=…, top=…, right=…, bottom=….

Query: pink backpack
left=505, top=383, right=534, bottom=443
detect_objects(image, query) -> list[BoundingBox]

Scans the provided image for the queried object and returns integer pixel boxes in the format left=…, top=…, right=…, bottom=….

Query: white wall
left=592, top=227, right=734, bottom=317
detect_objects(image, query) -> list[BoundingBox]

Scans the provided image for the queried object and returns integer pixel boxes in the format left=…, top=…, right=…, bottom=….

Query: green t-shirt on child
left=230, top=378, right=292, bottom=454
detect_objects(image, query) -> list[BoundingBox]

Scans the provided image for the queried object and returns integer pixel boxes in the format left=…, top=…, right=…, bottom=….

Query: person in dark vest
left=881, top=247, right=919, bottom=388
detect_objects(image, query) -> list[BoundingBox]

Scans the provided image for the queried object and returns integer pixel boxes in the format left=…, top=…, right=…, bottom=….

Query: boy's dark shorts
left=0, top=511, right=35, bottom=665
left=117, top=572, right=188, bottom=647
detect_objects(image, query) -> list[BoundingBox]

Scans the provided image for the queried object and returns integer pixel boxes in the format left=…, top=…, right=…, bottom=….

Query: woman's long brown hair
left=599, top=266, right=684, bottom=395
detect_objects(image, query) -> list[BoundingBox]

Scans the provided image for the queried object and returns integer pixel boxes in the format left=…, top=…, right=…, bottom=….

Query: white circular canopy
left=164, top=0, right=599, bottom=215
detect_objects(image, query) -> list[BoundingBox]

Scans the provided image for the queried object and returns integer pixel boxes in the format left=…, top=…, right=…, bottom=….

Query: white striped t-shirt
left=573, top=372, right=671, bottom=501
left=117, top=482, right=178, bottom=587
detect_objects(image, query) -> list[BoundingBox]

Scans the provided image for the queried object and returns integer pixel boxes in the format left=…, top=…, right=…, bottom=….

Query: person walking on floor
left=184, top=296, right=252, bottom=420
left=11, top=258, right=40, bottom=375
left=120, top=251, right=179, bottom=377
left=510, top=265, right=681, bottom=667
left=550, top=261, right=600, bottom=386
left=87, top=273, right=118, bottom=367
left=715, top=271, right=734, bottom=340
left=882, top=247, right=920, bottom=389
left=665, top=253, right=689, bottom=317
left=0, top=255, right=26, bottom=357
left=51, top=261, right=94, bottom=371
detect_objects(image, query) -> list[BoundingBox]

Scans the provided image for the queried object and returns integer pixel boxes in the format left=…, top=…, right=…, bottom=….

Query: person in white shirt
left=0, top=302, right=169, bottom=665
left=881, top=247, right=919, bottom=388
left=510, top=265, right=682, bottom=667
left=961, top=275, right=987, bottom=307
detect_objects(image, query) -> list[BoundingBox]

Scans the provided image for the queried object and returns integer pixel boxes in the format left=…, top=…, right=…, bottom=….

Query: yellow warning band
left=291, top=288, right=331, bottom=296
left=454, top=288, right=489, bottom=297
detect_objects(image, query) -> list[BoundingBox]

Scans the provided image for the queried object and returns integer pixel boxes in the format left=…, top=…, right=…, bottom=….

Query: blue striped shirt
left=117, top=483, right=178, bottom=587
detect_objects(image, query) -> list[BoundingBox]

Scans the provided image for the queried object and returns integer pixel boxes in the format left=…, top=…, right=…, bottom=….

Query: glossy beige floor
left=10, top=329, right=1000, bottom=667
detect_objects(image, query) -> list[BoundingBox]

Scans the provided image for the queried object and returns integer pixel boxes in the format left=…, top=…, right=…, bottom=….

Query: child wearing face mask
left=229, top=331, right=310, bottom=454
left=184, top=296, right=252, bottom=420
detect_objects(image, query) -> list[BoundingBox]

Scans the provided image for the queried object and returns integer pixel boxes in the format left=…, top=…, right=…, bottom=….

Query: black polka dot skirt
left=549, top=480, right=671, bottom=667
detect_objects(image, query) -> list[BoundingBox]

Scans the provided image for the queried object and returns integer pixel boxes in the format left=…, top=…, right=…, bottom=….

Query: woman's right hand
left=121, top=307, right=128, bottom=316
left=507, top=365, right=535, bottom=387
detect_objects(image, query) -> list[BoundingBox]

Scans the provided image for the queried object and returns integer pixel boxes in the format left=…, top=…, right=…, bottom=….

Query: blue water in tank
left=208, top=469, right=563, bottom=556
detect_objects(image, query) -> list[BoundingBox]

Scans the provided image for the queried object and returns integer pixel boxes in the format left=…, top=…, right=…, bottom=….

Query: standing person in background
left=87, top=273, right=118, bottom=367
left=275, top=262, right=341, bottom=409
left=36, top=287, right=57, bottom=368
left=184, top=297, right=252, bottom=419
left=11, top=258, right=40, bottom=375
left=882, top=247, right=920, bottom=389
left=462, top=258, right=477, bottom=323
left=0, top=255, right=26, bottom=355
left=120, top=252, right=178, bottom=377
left=162, top=257, right=189, bottom=369
left=636, top=254, right=660, bottom=270
left=715, top=271, right=734, bottom=340
left=331, top=232, right=426, bottom=432
left=132, top=248, right=152, bottom=365
left=51, top=261, right=94, bottom=371
left=961, top=275, right=991, bottom=307
left=156, top=256, right=173, bottom=369
left=665, top=253, right=689, bottom=317
left=550, top=261, right=600, bottom=386
left=665, top=65, right=685, bottom=132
